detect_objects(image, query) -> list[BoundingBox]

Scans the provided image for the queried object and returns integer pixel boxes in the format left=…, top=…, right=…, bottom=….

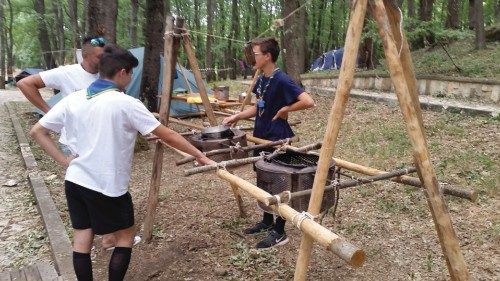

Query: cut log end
left=329, top=239, right=366, bottom=268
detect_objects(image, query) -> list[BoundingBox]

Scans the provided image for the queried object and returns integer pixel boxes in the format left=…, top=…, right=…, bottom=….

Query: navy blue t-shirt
left=252, top=70, right=303, bottom=141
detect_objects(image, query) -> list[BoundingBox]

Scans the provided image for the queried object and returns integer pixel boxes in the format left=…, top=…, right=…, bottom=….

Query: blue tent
left=310, top=48, right=344, bottom=71
left=33, top=47, right=206, bottom=116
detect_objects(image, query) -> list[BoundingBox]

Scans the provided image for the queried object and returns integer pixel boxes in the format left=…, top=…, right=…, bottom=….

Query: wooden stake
left=372, top=1, right=470, bottom=279
left=181, top=24, right=218, bottom=126
left=294, top=0, right=368, bottom=279
left=143, top=16, right=182, bottom=242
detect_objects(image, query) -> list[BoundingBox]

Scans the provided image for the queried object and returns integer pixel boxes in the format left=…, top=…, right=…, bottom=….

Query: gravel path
left=0, top=88, right=52, bottom=271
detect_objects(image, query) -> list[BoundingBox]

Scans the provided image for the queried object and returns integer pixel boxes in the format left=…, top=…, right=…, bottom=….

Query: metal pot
left=201, top=125, right=235, bottom=139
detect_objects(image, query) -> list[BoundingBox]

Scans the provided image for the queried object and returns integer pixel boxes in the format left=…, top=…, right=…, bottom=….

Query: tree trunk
left=468, top=0, right=475, bottom=30
left=34, top=0, right=57, bottom=69
left=474, top=0, right=486, bottom=49
left=67, top=0, right=80, bottom=63
left=495, top=0, right=500, bottom=23
left=140, top=0, right=164, bottom=112
left=282, top=0, right=306, bottom=86
left=445, top=0, right=460, bottom=29
left=105, top=0, right=118, bottom=43
left=51, top=0, right=65, bottom=65
left=5, top=0, right=13, bottom=76
left=0, top=0, right=5, bottom=89
left=130, top=0, right=139, bottom=47
left=228, top=0, right=239, bottom=80
left=419, top=0, right=434, bottom=21
left=205, top=0, right=214, bottom=81
left=86, top=0, right=105, bottom=35
left=407, top=0, right=415, bottom=18
left=193, top=0, right=201, bottom=58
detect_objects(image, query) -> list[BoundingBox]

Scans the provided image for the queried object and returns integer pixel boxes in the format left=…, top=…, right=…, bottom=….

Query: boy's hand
left=222, top=115, right=238, bottom=125
left=272, top=106, right=289, bottom=121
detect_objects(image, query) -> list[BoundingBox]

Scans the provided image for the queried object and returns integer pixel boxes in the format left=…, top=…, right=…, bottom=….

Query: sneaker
left=255, top=230, right=289, bottom=249
left=243, top=222, right=274, bottom=235
left=105, top=235, right=141, bottom=251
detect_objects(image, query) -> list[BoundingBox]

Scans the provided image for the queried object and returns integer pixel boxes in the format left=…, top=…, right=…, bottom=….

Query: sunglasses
left=90, top=37, right=107, bottom=47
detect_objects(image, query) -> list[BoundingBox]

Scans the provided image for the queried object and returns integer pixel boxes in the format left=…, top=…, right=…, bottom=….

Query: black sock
left=73, top=251, right=93, bottom=281
left=274, top=217, right=286, bottom=235
left=109, top=247, right=132, bottom=281
left=262, top=212, right=274, bottom=226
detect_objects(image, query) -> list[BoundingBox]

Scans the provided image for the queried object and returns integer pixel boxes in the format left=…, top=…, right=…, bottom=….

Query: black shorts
left=65, top=180, right=135, bottom=235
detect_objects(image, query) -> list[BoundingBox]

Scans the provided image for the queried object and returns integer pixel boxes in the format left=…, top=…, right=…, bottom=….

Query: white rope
left=292, top=211, right=315, bottom=230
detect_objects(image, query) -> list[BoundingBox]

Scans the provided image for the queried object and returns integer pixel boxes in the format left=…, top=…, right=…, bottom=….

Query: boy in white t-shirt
left=30, top=45, right=214, bottom=280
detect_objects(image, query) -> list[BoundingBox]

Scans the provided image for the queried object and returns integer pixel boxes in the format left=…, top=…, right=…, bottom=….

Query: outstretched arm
left=151, top=125, right=215, bottom=165
left=17, top=74, right=51, bottom=113
left=222, top=106, right=257, bottom=125
left=29, top=123, right=75, bottom=167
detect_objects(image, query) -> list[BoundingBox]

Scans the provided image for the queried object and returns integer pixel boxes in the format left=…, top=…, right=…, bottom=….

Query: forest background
left=0, top=0, right=499, bottom=112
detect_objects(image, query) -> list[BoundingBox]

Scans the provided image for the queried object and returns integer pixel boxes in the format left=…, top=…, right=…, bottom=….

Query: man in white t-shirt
left=30, top=45, right=215, bottom=280
left=18, top=36, right=106, bottom=155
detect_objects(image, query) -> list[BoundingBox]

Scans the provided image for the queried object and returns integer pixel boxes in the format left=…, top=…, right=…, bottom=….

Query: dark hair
left=252, top=37, right=280, bottom=62
left=99, top=45, right=139, bottom=78
left=82, top=35, right=107, bottom=47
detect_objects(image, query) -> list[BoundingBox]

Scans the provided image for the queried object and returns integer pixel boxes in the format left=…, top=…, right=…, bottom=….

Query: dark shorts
left=65, top=180, right=134, bottom=235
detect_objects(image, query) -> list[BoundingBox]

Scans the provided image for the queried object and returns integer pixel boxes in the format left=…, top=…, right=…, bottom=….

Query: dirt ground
left=2, top=87, right=499, bottom=280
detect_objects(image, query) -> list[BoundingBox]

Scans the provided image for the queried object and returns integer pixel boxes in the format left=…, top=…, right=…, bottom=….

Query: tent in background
left=14, top=68, right=44, bottom=82
left=310, top=48, right=344, bottom=72
left=33, top=47, right=206, bottom=116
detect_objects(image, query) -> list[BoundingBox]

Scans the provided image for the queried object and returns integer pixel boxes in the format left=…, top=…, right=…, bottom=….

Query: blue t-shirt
left=252, top=70, right=303, bottom=141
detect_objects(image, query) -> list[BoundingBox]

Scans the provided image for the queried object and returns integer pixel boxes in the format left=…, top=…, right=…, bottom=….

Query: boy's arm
left=29, top=123, right=75, bottom=167
left=272, top=92, right=315, bottom=121
left=222, top=105, right=257, bottom=125
left=17, top=74, right=51, bottom=113
left=151, top=125, right=215, bottom=165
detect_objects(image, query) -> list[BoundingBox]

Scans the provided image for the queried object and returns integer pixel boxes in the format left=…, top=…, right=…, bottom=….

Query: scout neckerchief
left=256, top=68, right=280, bottom=117
left=86, top=79, right=119, bottom=99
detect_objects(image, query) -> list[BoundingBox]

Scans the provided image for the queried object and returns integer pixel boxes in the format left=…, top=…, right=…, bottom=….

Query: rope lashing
left=292, top=211, right=317, bottom=230
left=273, top=190, right=291, bottom=219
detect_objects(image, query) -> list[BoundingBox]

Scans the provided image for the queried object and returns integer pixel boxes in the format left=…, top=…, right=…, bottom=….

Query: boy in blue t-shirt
left=223, top=37, right=315, bottom=248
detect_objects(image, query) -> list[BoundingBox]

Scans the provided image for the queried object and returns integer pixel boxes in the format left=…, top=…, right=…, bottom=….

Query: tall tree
left=468, top=0, right=476, bottom=29
left=445, top=0, right=460, bottom=29
left=228, top=0, right=239, bottom=79
left=105, top=0, right=118, bottom=43
left=67, top=0, right=80, bottom=63
left=5, top=0, right=13, bottom=76
left=407, top=0, right=416, bottom=18
left=130, top=0, right=139, bottom=47
left=474, top=0, right=486, bottom=49
left=34, top=0, right=56, bottom=69
left=282, top=0, right=306, bottom=85
left=86, top=0, right=105, bottom=35
left=0, top=0, right=5, bottom=89
left=51, top=0, right=65, bottom=65
left=205, top=0, right=214, bottom=81
left=419, top=0, right=434, bottom=21
left=140, top=0, right=164, bottom=112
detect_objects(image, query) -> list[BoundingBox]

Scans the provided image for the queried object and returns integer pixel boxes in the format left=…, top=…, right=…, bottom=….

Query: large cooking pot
left=201, top=125, right=235, bottom=139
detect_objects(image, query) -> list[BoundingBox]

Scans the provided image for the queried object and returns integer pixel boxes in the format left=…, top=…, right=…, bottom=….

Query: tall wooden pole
left=293, top=0, right=368, bottom=280
left=143, top=16, right=182, bottom=242
left=372, top=0, right=470, bottom=279
left=181, top=23, right=218, bottom=126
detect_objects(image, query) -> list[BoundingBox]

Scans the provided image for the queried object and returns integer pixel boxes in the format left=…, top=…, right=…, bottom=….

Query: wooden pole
left=180, top=23, right=218, bottom=126
left=143, top=16, right=182, bottom=242
left=372, top=0, right=470, bottom=279
left=217, top=170, right=365, bottom=267
left=294, top=0, right=368, bottom=279
left=239, top=69, right=261, bottom=112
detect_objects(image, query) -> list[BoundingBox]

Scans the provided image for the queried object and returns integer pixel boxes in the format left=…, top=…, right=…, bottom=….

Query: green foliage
left=405, top=18, right=472, bottom=49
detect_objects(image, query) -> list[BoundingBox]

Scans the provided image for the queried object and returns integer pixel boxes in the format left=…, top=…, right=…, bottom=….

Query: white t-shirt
left=40, top=64, right=99, bottom=150
left=39, top=89, right=161, bottom=197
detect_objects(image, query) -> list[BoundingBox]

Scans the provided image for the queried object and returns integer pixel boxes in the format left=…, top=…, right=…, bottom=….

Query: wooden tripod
left=293, top=0, right=470, bottom=280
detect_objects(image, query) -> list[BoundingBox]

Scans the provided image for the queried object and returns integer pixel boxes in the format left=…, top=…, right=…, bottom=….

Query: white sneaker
left=106, top=235, right=141, bottom=251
